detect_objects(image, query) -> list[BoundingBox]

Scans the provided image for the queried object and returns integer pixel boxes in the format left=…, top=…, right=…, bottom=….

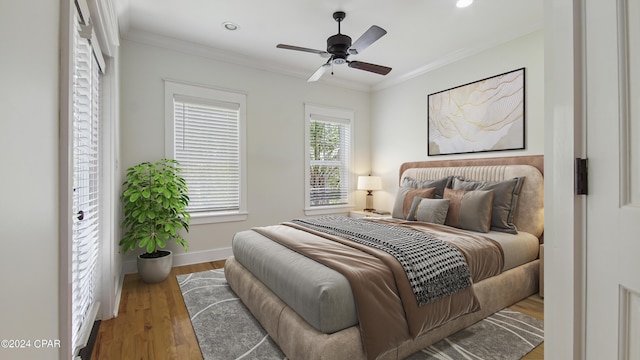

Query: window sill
left=189, top=211, right=248, bottom=225
left=304, top=205, right=353, bottom=217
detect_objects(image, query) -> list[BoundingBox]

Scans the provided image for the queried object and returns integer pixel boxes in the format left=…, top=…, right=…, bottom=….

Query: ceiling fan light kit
left=276, top=11, right=392, bottom=82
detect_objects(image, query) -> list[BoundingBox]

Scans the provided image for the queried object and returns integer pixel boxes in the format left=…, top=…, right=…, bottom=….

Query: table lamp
left=357, top=175, right=382, bottom=211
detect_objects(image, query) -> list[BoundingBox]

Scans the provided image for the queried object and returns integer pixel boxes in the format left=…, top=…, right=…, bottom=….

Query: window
left=165, top=81, right=247, bottom=224
left=304, top=104, right=354, bottom=215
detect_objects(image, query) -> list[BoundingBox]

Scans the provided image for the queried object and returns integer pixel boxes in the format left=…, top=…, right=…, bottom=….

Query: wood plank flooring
left=92, top=261, right=544, bottom=359
left=91, top=261, right=224, bottom=360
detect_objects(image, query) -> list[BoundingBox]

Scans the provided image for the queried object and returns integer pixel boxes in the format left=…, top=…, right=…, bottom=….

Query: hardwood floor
left=92, top=262, right=544, bottom=359
left=92, top=261, right=224, bottom=360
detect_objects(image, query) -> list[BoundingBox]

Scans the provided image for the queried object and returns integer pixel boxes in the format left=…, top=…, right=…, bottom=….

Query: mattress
left=232, top=229, right=357, bottom=334
left=231, top=224, right=539, bottom=334
left=483, top=230, right=539, bottom=271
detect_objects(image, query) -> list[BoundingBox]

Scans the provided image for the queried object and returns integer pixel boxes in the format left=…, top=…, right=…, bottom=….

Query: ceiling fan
left=277, top=11, right=392, bottom=82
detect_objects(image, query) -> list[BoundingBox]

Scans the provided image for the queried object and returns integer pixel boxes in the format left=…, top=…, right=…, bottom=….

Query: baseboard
left=122, top=247, right=233, bottom=274
left=111, top=270, right=125, bottom=318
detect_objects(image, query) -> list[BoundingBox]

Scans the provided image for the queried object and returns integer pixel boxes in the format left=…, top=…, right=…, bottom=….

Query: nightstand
left=349, top=210, right=391, bottom=219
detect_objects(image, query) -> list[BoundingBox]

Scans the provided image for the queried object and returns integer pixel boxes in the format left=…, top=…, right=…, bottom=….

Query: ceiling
left=113, top=0, right=543, bottom=91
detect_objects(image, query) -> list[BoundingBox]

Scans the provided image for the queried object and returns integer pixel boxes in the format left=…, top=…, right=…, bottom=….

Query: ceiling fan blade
left=348, top=61, right=392, bottom=75
left=348, top=25, right=387, bottom=55
left=307, top=63, right=331, bottom=82
left=277, top=44, right=331, bottom=58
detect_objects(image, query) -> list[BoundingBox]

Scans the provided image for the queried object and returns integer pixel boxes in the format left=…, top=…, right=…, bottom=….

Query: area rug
left=177, top=269, right=543, bottom=360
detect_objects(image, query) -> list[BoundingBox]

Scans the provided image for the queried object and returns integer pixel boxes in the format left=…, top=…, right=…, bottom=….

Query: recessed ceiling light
left=456, top=0, right=473, bottom=8
left=222, top=22, right=239, bottom=31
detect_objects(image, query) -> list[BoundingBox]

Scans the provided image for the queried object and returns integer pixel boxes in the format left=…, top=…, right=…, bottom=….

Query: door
left=70, top=1, right=104, bottom=355
left=585, top=0, right=640, bottom=358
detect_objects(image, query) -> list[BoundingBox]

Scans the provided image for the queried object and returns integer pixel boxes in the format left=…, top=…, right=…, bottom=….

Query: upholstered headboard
left=399, top=155, right=544, bottom=240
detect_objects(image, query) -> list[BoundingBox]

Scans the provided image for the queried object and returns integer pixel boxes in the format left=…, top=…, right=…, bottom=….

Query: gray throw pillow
left=401, top=176, right=452, bottom=199
left=392, top=187, right=436, bottom=219
left=407, top=197, right=450, bottom=224
left=443, top=188, right=494, bottom=233
left=451, top=177, right=524, bottom=234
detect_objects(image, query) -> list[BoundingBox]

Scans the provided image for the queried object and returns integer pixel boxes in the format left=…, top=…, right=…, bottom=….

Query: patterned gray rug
left=177, top=269, right=543, bottom=360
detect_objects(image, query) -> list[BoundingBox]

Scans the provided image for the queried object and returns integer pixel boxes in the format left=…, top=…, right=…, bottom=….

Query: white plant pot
left=137, top=250, right=173, bottom=283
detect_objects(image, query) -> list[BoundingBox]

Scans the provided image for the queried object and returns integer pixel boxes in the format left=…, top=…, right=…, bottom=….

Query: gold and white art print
left=427, top=68, right=525, bottom=156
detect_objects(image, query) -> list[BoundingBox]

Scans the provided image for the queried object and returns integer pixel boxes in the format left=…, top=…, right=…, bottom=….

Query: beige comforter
left=254, top=219, right=503, bottom=360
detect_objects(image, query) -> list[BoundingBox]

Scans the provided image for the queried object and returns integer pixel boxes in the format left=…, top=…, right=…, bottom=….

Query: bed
left=225, top=155, right=543, bottom=360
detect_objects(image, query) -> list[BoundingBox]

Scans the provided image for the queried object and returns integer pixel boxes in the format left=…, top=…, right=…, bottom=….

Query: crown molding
left=119, top=20, right=541, bottom=94
left=372, top=24, right=543, bottom=92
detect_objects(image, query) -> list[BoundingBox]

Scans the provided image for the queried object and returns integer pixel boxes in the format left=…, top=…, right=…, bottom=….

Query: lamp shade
left=357, top=175, right=382, bottom=191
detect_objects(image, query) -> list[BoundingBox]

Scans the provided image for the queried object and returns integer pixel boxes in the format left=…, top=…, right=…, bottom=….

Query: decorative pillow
left=401, top=176, right=452, bottom=199
left=407, top=197, right=450, bottom=224
left=451, top=177, right=524, bottom=234
left=392, top=187, right=436, bottom=219
left=443, top=188, right=494, bottom=233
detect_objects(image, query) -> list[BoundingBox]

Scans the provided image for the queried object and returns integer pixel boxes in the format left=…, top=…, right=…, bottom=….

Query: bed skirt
left=224, top=255, right=539, bottom=360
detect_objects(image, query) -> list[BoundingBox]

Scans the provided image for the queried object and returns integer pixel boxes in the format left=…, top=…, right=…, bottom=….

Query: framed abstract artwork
left=427, top=68, right=525, bottom=156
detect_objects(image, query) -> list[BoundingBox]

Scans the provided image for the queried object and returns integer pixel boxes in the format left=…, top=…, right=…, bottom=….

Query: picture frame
left=427, top=68, right=525, bottom=156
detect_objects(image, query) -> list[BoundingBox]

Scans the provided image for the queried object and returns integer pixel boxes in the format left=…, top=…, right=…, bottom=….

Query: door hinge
left=575, top=158, right=588, bottom=195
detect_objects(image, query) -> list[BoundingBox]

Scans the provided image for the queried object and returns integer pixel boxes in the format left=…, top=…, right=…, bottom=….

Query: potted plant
left=119, top=159, right=190, bottom=283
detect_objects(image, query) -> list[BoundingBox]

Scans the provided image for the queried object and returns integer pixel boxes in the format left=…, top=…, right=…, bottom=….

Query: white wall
left=119, top=39, right=372, bottom=266
left=0, top=1, right=61, bottom=359
left=370, top=30, right=545, bottom=212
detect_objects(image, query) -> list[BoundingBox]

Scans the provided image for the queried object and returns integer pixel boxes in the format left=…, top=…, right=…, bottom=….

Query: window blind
left=71, top=7, right=101, bottom=356
left=308, top=115, right=351, bottom=207
left=174, top=97, right=241, bottom=213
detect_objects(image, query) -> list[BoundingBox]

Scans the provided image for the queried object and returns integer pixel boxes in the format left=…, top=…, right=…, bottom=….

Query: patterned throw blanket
left=291, top=216, right=473, bottom=305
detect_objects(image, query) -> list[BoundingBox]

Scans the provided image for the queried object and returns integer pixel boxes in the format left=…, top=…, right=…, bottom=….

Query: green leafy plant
left=120, top=159, right=190, bottom=255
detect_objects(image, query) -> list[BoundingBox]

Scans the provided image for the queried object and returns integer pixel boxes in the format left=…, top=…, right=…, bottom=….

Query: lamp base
left=364, top=192, right=375, bottom=212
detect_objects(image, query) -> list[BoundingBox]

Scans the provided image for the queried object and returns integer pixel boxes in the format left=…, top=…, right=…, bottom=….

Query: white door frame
left=59, top=1, right=75, bottom=358
left=543, top=0, right=587, bottom=358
